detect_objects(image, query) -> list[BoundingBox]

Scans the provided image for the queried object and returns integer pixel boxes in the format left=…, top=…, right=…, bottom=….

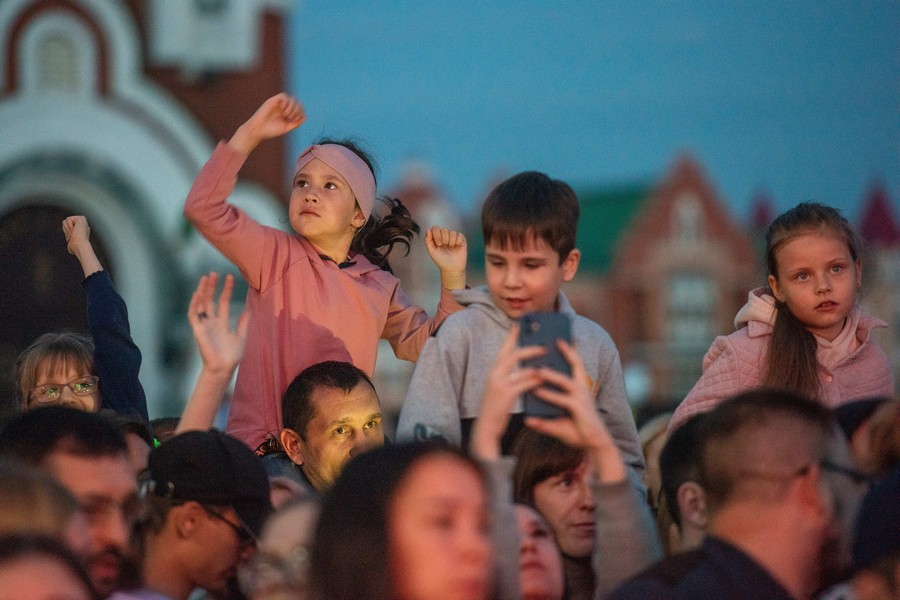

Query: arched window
left=18, top=13, right=97, bottom=97
left=38, top=34, right=78, bottom=92
left=673, top=194, right=702, bottom=244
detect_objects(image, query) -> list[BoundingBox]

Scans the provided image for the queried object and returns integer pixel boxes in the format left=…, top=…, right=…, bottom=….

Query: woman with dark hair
left=311, top=442, right=493, bottom=600
left=470, top=326, right=660, bottom=600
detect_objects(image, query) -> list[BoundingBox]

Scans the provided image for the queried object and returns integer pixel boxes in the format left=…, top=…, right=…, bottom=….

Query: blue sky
left=287, top=1, right=898, bottom=224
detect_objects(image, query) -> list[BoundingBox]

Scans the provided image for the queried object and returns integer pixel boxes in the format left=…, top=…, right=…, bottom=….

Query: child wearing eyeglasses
left=13, top=216, right=148, bottom=422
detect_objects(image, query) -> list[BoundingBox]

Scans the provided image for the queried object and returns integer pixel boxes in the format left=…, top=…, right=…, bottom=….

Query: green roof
left=576, top=183, right=651, bottom=274
left=464, top=182, right=651, bottom=275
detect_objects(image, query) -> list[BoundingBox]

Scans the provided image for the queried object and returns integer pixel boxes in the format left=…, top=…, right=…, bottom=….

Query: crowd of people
left=0, top=93, right=897, bottom=600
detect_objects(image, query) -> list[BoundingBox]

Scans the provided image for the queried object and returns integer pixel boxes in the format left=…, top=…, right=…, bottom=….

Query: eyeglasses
left=29, top=376, right=99, bottom=404
left=203, top=505, right=257, bottom=550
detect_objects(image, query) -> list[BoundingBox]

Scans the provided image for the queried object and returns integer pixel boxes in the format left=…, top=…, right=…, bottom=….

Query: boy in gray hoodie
left=396, top=171, right=644, bottom=479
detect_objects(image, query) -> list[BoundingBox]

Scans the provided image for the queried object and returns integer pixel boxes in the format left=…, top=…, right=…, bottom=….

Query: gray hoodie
left=396, top=285, right=645, bottom=478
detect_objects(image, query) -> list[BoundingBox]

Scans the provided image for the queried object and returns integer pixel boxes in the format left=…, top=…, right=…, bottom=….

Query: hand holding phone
left=519, top=312, right=572, bottom=418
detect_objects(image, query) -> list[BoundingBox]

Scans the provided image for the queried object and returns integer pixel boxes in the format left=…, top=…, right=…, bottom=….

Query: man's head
left=699, top=388, right=862, bottom=591
left=141, top=429, right=272, bottom=597
left=659, top=413, right=708, bottom=553
left=280, top=361, right=384, bottom=491
left=0, top=406, right=138, bottom=597
left=481, top=171, right=580, bottom=318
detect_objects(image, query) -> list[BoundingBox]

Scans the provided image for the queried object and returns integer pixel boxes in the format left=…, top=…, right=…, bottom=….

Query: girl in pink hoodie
left=184, top=94, right=468, bottom=450
left=670, top=202, right=893, bottom=432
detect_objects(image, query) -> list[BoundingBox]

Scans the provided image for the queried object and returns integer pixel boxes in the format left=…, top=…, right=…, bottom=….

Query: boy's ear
left=561, top=249, right=580, bottom=282
left=677, top=481, right=708, bottom=529
left=280, top=428, right=305, bottom=466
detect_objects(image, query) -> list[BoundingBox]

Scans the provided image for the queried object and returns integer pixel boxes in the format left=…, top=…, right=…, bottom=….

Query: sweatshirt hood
left=452, top=285, right=577, bottom=328
left=734, top=287, right=777, bottom=330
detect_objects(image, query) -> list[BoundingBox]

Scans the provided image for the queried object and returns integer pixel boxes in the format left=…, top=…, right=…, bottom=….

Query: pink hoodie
left=669, top=288, right=894, bottom=432
left=185, top=142, right=463, bottom=449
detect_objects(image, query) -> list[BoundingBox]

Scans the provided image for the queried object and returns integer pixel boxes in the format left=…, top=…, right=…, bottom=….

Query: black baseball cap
left=146, top=429, right=272, bottom=536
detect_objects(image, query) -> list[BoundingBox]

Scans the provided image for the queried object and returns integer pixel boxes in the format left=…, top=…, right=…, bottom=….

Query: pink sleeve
left=382, top=286, right=465, bottom=362
left=184, top=142, right=284, bottom=291
left=668, top=335, right=746, bottom=433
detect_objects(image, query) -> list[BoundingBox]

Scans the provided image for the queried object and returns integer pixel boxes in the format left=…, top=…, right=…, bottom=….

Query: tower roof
left=859, top=184, right=900, bottom=247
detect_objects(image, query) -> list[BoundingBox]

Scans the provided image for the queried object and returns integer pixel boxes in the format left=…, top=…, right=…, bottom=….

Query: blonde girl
left=670, top=202, right=893, bottom=431
left=12, top=216, right=146, bottom=422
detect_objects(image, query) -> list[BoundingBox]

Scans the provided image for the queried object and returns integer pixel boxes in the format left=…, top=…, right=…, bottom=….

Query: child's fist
left=249, top=93, right=306, bottom=138
left=62, top=216, right=90, bottom=255
left=425, top=226, right=467, bottom=289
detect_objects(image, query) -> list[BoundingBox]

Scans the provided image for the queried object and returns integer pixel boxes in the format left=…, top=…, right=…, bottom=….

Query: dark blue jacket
left=84, top=271, right=148, bottom=423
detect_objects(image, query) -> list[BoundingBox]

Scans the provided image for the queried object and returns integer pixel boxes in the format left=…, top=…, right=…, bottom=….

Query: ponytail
left=762, top=297, right=820, bottom=399
left=351, top=197, right=420, bottom=274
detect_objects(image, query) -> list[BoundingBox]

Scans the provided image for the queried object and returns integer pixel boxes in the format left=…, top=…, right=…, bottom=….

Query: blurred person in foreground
left=311, top=442, right=493, bottom=600
left=238, top=496, right=319, bottom=600
left=610, top=388, right=863, bottom=600
left=0, top=405, right=138, bottom=598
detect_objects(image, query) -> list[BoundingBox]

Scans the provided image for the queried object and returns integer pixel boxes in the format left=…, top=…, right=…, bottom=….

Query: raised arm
left=228, top=93, right=306, bottom=156
left=470, top=325, right=543, bottom=459
left=64, top=216, right=149, bottom=422
left=522, top=340, right=627, bottom=484
left=470, top=326, right=544, bottom=600
left=176, top=272, right=249, bottom=434
left=184, top=94, right=307, bottom=292
left=521, top=341, right=662, bottom=598
left=63, top=216, right=102, bottom=276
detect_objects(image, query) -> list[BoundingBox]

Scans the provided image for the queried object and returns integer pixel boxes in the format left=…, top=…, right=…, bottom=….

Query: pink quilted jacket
left=670, top=296, right=894, bottom=432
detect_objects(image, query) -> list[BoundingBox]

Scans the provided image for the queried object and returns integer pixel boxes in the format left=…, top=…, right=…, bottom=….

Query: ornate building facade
left=0, top=0, right=293, bottom=416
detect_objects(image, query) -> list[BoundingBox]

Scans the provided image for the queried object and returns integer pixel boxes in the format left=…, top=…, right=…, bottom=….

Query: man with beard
left=610, top=388, right=862, bottom=600
left=0, top=405, right=139, bottom=597
left=110, top=429, right=271, bottom=600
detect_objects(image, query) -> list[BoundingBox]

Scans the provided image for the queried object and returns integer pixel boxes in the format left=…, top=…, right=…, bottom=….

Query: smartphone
left=519, top=312, right=572, bottom=419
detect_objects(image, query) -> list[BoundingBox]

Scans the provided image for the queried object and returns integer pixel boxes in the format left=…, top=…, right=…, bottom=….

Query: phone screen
left=519, top=312, right=572, bottom=418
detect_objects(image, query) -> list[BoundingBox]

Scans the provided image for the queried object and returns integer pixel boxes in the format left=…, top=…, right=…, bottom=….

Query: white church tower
left=0, top=0, right=294, bottom=417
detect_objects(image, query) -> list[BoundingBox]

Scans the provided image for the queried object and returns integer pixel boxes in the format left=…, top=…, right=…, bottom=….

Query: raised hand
left=524, top=339, right=626, bottom=482
left=187, top=272, right=250, bottom=376
left=62, top=215, right=90, bottom=254
left=469, top=325, right=543, bottom=459
left=178, top=272, right=250, bottom=434
left=229, top=93, right=306, bottom=155
left=424, top=225, right=467, bottom=289
left=62, top=215, right=102, bottom=276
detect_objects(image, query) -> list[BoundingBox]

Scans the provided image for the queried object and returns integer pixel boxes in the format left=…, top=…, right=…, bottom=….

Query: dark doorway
left=0, top=204, right=113, bottom=417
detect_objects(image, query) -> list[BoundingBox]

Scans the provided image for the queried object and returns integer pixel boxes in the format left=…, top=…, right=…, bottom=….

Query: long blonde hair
left=763, top=202, right=861, bottom=398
